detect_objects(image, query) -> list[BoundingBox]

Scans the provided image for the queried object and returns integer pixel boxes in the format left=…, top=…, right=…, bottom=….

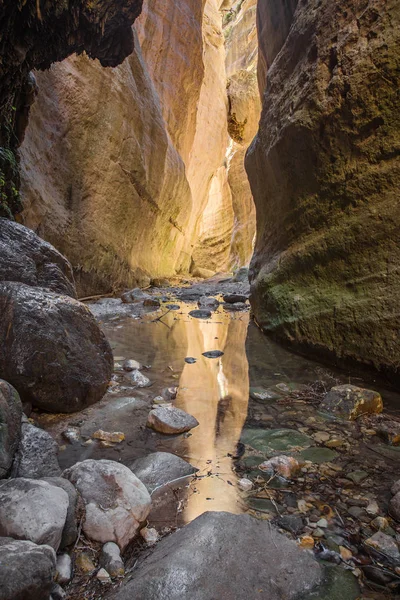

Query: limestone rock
left=0, top=379, right=22, bottom=478
left=11, top=421, right=61, bottom=479
left=320, top=385, right=383, bottom=420
left=146, top=407, right=199, bottom=435
left=246, top=0, right=400, bottom=375
left=100, top=542, right=125, bottom=578
left=129, top=452, right=198, bottom=493
left=0, top=282, right=113, bottom=413
left=0, top=219, right=76, bottom=297
left=109, top=511, right=322, bottom=600
left=0, top=478, right=69, bottom=550
left=0, top=537, right=56, bottom=600
left=63, top=459, right=151, bottom=550
left=42, top=477, right=78, bottom=549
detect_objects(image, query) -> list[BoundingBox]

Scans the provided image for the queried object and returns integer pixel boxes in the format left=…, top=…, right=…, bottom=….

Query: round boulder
left=0, top=282, right=113, bottom=413
left=63, top=459, right=151, bottom=550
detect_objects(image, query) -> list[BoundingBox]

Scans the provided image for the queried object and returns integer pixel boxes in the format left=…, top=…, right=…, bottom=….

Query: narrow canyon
left=0, top=1, right=399, bottom=599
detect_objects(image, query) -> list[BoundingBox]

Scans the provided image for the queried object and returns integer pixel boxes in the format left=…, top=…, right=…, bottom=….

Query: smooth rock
left=347, top=470, right=369, bottom=485
left=237, top=478, right=253, bottom=492
left=189, top=309, right=212, bottom=319
left=130, top=452, right=197, bottom=493
left=223, top=293, right=247, bottom=304
left=123, top=359, right=142, bottom=371
left=198, top=296, right=219, bottom=308
left=0, top=379, right=22, bottom=478
left=0, top=282, right=113, bottom=413
left=389, top=491, right=400, bottom=522
left=320, top=385, right=383, bottom=420
left=97, top=568, right=111, bottom=583
left=100, top=542, right=125, bottom=578
left=202, top=350, right=224, bottom=359
left=185, top=357, right=197, bottom=364
left=128, top=370, right=151, bottom=388
left=0, top=218, right=76, bottom=297
left=56, top=553, right=72, bottom=585
left=0, top=478, right=68, bottom=550
left=11, top=421, right=61, bottom=479
left=146, top=407, right=199, bottom=435
left=222, top=302, right=248, bottom=311
left=258, top=455, right=300, bottom=479
left=140, top=527, right=159, bottom=545
left=143, top=297, right=161, bottom=308
left=63, top=459, right=151, bottom=550
left=109, top=512, right=322, bottom=600
left=42, top=477, right=78, bottom=549
left=0, top=537, right=56, bottom=600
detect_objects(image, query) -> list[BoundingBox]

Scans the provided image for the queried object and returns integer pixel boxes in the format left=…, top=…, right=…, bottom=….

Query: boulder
left=0, top=282, right=113, bottom=413
left=0, top=478, right=69, bottom=550
left=320, top=385, right=383, bottom=420
left=0, top=537, right=56, bottom=600
left=146, top=406, right=199, bottom=434
left=0, top=219, right=76, bottom=298
left=109, top=511, right=322, bottom=600
left=0, top=379, right=22, bottom=478
left=130, top=452, right=198, bottom=493
left=63, top=459, right=151, bottom=549
left=11, top=421, right=61, bottom=479
left=42, top=477, right=78, bottom=549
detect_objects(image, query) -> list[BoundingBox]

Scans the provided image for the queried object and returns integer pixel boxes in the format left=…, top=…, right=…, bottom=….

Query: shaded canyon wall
left=19, top=0, right=258, bottom=295
left=246, top=0, right=400, bottom=375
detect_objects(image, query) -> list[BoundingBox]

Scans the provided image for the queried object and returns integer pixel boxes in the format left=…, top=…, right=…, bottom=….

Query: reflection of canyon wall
left=246, top=0, right=400, bottom=375
left=19, top=1, right=257, bottom=294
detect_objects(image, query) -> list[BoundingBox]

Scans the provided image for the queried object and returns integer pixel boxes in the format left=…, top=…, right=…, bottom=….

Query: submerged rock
left=259, top=455, right=300, bottom=479
left=189, top=309, right=212, bottom=319
left=0, top=219, right=76, bottom=298
left=0, top=537, right=56, bottom=600
left=146, top=406, right=199, bottom=434
left=185, top=357, right=197, bottom=364
left=320, top=385, right=383, bottom=420
left=202, top=350, right=224, bottom=359
left=0, top=282, right=113, bottom=413
left=198, top=296, right=219, bottom=309
left=63, top=459, right=151, bottom=550
left=0, top=478, right=69, bottom=550
left=241, top=428, right=314, bottom=455
left=11, top=421, right=61, bottom=479
left=109, top=511, right=322, bottom=600
left=130, top=452, right=197, bottom=493
left=223, top=293, right=247, bottom=304
left=0, top=379, right=22, bottom=478
left=222, top=302, right=248, bottom=311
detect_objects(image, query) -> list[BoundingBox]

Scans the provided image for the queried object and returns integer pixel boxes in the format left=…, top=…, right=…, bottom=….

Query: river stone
left=300, top=447, right=338, bottom=464
left=0, top=379, right=22, bottom=478
left=0, top=478, right=69, bottom=550
left=389, top=492, right=400, bottom=522
left=364, top=531, right=400, bottom=561
left=0, top=218, right=76, bottom=298
left=108, top=511, right=322, bottom=600
left=63, top=459, right=151, bottom=549
left=100, top=542, right=125, bottom=578
left=223, top=293, right=247, bottom=304
left=56, top=553, right=72, bottom=585
left=277, top=515, right=305, bottom=535
left=320, top=385, right=383, bottom=420
left=11, top=421, right=61, bottom=479
left=250, top=386, right=281, bottom=402
left=128, top=369, right=151, bottom=388
left=202, top=350, right=224, bottom=359
left=121, top=288, right=151, bottom=304
left=189, top=309, right=212, bottom=319
left=146, top=406, right=199, bottom=434
left=42, top=477, right=78, bottom=549
left=0, top=282, right=113, bottom=413
left=241, top=428, right=314, bottom=456
left=222, top=302, right=248, bottom=311
left=185, top=357, right=197, bottom=364
left=198, top=296, right=219, bottom=308
left=0, top=537, right=56, bottom=600
left=130, top=452, right=198, bottom=493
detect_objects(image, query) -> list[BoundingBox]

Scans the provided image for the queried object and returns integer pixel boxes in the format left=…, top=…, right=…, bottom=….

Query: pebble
left=185, top=357, right=197, bottom=364
left=237, top=478, right=253, bottom=492
left=366, top=500, right=379, bottom=516
left=140, top=527, right=159, bottom=546
left=92, top=430, right=125, bottom=443
left=128, top=370, right=151, bottom=388
left=96, top=568, right=111, bottom=583
left=100, top=542, right=125, bottom=578
left=313, top=432, right=330, bottom=443
left=258, top=455, right=300, bottom=479
left=202, top=350, right=224, bottom=359
left=189, top=309, right=212, bottom=319
left=75, top=553, right=95, bottom=573
left=346, top=471, right=368, bottom=484
left=371, top=516, right=389, bottom=531
left=56, top=553, right=72, bottom=584
left=316, top=518, right=328, bottom=528
left=62, top=427, right=80, bottom=444
left=123, top=359, right=142, bottom=371
left=312, top=528, right=325, bottom=538
left=298, top=535, right=314, bottom=549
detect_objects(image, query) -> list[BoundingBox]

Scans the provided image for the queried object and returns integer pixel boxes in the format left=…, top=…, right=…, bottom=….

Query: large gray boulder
left=0, top=379, right=22, bottom=478
left=109, top=512, right=322, bottom=600
left=63, top=459, right=151, bottom=550
left=0, top=282, right=113, bottom=412
left=130, top=452, right=198, bottom=493
left=0, top=537, right=56, bottom=600
left=0, top=218, right=76, bottom=297
left=11, top=421, right=61, bottom=479
left=0, top=478, right=69, bottom=550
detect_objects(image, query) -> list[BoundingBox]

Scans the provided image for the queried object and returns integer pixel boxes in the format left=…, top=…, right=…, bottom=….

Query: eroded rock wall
left=246, top=0, right=400, bottom=374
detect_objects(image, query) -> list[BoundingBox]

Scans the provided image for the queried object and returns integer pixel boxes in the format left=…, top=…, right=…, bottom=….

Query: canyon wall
left=246, top=0, right=400, bottom=375
left=19, top=0, right=257, bottom=294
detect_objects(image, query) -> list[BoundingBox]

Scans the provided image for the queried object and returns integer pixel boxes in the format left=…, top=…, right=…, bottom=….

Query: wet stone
left=299, top=447, right=338, bottom=464
left=166, top=304, right=180, bottom=310
left=202, top=350, right=224, bottom=359
left=146, top=406, right=199, bottom=435
left=223, top=294, right=247, bottom=304
left=123, top=359, right=142, bottom=371
left=241, top=428, right=314, bottom=455
left=320, top=385, right=383, bottom=420
left=130, top=452, right=197, bottom=493
left=222, top=302, right=248, bottom=311
left=364, top=531, right=400, bottom=561
left=250, top=387, right=281, bottom=402
left=189, top=309, right=212, bottom=319
left=185, top=357, right=197, bottom=364
left=277, top=515, right=305, bottom=535
left=198, top=296, right=219, bottom=309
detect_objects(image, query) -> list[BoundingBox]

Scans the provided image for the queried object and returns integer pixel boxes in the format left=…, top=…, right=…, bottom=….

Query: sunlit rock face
left=246, top=0, right=400, bottom=375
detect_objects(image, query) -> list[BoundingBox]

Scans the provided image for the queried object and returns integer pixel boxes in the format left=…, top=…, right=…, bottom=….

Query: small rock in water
left=164, top=386, right=178, bottom=400
left=377, top=420, right=400, bottom=446
left=140, top=527, right=159, bottom=546
left=92, top=430, right=125, bottom=444
left=56, top=553, right=72, bottom=585
left=189, top=309, right=212, bottom=319
left=320, top=384, right=383, bottom=420
left=222, top=302, right=248, bottom=312
left=166, top=304, right=180, bottom=310
left=96, top=568, right=111, bottom=584
left=198, top=296, right=219, bottom=309
left=346, top=470, right=368, bottom=484
left=258, top=455, right=300, bottom=479
left=100, top=542, right=124, bottom=578
left=364, top=531, right=400, bottom=561
left=143, top=298, right=161, bottom=308
left=128, top=370, right=151, bottom=388
left=316, top=518, right=328, bottom=529
left=123, top=359, right=142, bottom=371
left=75, top=552, right=96, bottom=573
left=371, top=516, right=390, bottom=531
left=202, top=350, right=224, bottom=359
left=185, top=357, right=197, bottom=364
left=237, top=478, right=253, bottom=492
left=313, top=431, right=330, bottom=443
left=223, top=293, right=247, bottom=304
left=147, top=406, right=199, bottom=434
left=366, top=500, right=379, bottom=516
left=62, top=427, right=81, bottom=444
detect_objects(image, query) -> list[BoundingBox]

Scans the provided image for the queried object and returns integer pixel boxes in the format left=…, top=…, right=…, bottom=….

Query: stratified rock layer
left=246, top=0, right=400, bottom=375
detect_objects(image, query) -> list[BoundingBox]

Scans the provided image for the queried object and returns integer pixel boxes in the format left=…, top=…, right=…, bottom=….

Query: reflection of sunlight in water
left=175, top=313, right=250, bottom=523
